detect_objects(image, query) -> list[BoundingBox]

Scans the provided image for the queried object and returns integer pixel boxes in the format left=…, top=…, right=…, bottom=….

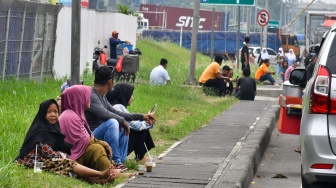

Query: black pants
left=241, top=62, right=250, bottom=70
left=127, top=129, right=155, bottom=160
left=203, top=78, right=226, bottom=96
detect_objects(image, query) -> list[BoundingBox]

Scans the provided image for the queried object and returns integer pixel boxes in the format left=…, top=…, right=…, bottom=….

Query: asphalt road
left=249, top=126, right=301, bottom=188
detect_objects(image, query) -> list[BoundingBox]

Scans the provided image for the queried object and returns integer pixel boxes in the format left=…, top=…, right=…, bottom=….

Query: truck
left=136, top=13, right=149, bottom=36
left=139, top=4, right=229, bottom=31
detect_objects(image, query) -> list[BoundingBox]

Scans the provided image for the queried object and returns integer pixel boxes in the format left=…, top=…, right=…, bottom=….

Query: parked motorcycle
left=92, top=41, right=107, bottom=72
left=92, top=41, right=142, bottom=83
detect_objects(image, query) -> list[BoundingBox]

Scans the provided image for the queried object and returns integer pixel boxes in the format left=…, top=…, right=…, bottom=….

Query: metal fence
left=0, top=0, right=61, bottom=80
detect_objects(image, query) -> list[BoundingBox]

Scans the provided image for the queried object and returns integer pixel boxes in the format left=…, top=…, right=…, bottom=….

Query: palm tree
left=117, top=4, right=133, bottom=15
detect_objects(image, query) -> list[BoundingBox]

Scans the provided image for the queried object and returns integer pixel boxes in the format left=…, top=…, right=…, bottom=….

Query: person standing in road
left=306, top=45, right=320, bottom=81
left=241, top=37, right=250, bottom=70
left=109, top=31, right=129, bottom=59
left=150, top=58, right=171, bottom=85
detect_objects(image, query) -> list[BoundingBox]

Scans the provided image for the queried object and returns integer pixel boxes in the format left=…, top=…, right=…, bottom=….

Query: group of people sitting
left=199, top=55, right=256, bottom=100
left=16, top=66, right=156, bottom=184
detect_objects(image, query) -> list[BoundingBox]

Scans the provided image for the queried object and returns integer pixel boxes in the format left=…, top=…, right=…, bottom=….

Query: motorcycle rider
left=109, top=31, right=130, bottom=59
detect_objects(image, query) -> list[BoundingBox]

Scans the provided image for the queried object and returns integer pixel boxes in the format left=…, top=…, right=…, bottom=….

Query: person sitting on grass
left=255, top=59, right=276, bottom=85
left=58, top=85, right=136, bottom=178
left=84, top=66, right=155, bottom=171
left=280, top=60, right=288, bottom=82
left=16, top=99, right=116, bottom=184
left=199, top=55, right=231, bottom=96
left=235, top=68, right=256, bottom=100
left=106, top=83, right=155, bottom=164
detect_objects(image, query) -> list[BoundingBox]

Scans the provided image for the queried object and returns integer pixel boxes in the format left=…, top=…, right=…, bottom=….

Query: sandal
left=294, top=146, right=301, bottom=154
left=116, top=164, right=128, bottom=171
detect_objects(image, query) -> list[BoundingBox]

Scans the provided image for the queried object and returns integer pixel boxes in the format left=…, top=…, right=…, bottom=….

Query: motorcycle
left=92, top=41, right=142, bottom=83
left=92, top=41, right=107, bottom=72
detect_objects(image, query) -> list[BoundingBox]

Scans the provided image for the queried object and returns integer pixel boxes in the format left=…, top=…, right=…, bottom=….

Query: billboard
left=58, top=0, right=89, bottom=8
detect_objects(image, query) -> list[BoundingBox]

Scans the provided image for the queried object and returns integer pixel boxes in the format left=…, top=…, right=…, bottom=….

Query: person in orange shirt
left=255, top=59, right=276, bottom=85
left=199, top=55, right=230, bottom=96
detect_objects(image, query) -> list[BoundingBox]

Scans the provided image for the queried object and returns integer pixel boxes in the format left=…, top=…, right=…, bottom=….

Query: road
left=249, top=126, right=302, bottom=188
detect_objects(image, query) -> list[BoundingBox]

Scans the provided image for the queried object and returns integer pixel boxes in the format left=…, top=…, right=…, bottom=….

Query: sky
left=301, top=0, right=335, bottom=3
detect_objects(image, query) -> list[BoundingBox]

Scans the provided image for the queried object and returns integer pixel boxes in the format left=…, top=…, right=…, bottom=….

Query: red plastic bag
left=115, top=55, right=124, bottom=72
left=99, top=53, right=107, bottom=66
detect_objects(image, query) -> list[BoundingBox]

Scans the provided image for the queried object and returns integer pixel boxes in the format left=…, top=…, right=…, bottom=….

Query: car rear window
left=325, top=33, right=336, bottom=74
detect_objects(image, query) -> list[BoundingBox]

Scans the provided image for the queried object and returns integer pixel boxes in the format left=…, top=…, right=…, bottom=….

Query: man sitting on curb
left=199, top=55, right=231, bottom=96
left=255, top=59, right=276, bottom=85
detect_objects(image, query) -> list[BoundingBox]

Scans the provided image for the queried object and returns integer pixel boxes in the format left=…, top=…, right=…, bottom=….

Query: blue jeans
left=259, top=73, right=275, bottom=84
left=93, top=119, right=129, bottom=165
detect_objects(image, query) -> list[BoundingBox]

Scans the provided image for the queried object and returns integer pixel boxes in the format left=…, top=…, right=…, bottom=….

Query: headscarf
left=260, top=48, right=269, bottom=60
left=59, top=85, right=92, bottom=160
left=106, top=83, right=134, bottom=107
left=286, top=49, right=296, bottom=61
left=16, top=99, right=72, bottom=159
left=278, top=47, right=284, bottom=57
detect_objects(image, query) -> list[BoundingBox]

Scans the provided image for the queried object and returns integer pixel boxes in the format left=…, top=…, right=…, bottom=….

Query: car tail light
left=310, top=66, right=330, bottom=114
left=311, top=163, right=334, bottom=169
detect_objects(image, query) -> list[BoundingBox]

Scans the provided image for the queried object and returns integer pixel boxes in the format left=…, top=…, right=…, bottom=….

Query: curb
left=210, top=101, right=280, bottom=188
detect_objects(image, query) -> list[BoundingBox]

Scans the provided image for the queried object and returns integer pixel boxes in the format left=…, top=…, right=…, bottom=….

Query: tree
left=117, top=4, right=133, bottom=15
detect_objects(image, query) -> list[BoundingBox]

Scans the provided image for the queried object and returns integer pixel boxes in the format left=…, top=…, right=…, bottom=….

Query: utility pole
left=246, top=7, right=251, bottom=37
left=71, top=0, right=81, bottom=85
left=262, top=0, right=268, bottom=49
left=236, top=6, right=241, bottom=70
left=184, top=0, right=199, bottom=85
left=210, top=5, right=215, bottom=63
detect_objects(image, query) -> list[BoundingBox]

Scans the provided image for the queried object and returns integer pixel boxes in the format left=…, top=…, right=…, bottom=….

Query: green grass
left=0, top=38, right=240, bottom=187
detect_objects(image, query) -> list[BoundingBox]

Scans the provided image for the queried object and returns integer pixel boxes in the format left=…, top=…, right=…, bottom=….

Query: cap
left=112, top=31, right=119, bottom=35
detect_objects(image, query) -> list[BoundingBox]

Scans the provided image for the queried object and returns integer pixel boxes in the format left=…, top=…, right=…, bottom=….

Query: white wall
left=54, top=7, right=137, bottom=78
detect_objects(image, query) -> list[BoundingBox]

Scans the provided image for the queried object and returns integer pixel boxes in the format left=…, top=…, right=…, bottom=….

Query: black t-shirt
left=237, top=77, right=256, bottom=100
left=241, top=45, right=249, bottom=63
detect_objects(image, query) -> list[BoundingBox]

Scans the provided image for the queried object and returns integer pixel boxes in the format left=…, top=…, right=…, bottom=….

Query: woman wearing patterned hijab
left=16, top=99, right=116, bottom=184
left=106, top=83, right=155, bottom=163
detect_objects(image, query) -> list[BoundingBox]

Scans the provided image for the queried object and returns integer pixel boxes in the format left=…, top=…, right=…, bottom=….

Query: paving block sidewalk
left=120, top=98, right=280, bottom=188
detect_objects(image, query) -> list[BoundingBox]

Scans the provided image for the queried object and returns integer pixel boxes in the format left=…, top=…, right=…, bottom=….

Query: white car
left=249, top=46, right=277, bottom=64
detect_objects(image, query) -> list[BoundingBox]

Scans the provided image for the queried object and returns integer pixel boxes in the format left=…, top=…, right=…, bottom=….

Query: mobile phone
left=150, top=104, right=157, bottom=113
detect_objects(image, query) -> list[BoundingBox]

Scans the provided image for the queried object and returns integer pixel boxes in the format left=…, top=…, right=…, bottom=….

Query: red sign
left=257, top=9, right=270, bottom=27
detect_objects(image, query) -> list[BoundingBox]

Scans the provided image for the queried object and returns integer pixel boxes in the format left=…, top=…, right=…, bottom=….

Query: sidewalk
left=120, top=96, right=280, bottom=188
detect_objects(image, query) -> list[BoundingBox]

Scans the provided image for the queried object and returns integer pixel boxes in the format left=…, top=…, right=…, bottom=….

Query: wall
left=53, top=7, right=137, bottom=78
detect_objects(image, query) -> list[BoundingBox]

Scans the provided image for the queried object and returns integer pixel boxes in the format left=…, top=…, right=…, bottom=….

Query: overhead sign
left=200, top=0, right=255, bottom=6
left=257, top=9, right=270, bottom=27
left=268, top=20, right=279, bottom=28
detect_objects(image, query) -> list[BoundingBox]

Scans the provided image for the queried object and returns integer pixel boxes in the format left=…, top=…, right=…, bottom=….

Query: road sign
left=200, top=0, right=255, bottom=6
left=268, top=20, right=279, bottom=28
left=257, top=9, right=270, bottom=27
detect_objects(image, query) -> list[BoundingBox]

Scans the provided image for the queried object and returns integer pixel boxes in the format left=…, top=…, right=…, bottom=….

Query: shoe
left=116, top=164, right=128, bottom=171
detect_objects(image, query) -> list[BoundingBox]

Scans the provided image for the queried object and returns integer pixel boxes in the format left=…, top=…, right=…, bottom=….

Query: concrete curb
left=211, top=102, right=280, bottom=188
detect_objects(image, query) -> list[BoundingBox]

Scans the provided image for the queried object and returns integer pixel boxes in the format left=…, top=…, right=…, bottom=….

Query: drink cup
left=34, top=162, right=43, bottom=173
left=138, top=165, right=146, bottom=175
left=145, top=162, right=153, bottom=172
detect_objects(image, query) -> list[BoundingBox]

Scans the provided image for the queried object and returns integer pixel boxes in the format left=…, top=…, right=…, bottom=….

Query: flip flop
left=116, top=164, right=128, bottom=171
left=294, top=146, right=301, bottom=154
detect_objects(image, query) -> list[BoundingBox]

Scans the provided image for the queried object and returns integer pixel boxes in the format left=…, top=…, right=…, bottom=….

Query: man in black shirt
left=241, top=37, right=250, bottom=70
left=235, top=68, right=256, bottom=100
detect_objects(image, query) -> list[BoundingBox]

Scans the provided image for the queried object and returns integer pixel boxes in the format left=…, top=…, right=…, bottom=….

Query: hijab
left=287, top=49, right=296, bottom=61
left=260, top=48, right=269, bottom=60
left=106, top=83, right=134, bottom=107
left=17, top=99, right=72, bottom=159
left=59, top=85, right=92, bottom=160
left=278, top=47, right=284, bottom=57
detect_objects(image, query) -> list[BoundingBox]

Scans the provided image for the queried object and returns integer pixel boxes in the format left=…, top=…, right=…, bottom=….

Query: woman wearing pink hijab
left=59, top=85, right=135, bottom=178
